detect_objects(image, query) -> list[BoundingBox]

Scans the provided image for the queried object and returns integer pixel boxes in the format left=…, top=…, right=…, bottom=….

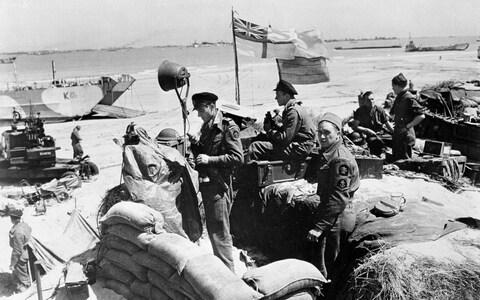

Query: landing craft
left=0, top=60, right=142, bottom=125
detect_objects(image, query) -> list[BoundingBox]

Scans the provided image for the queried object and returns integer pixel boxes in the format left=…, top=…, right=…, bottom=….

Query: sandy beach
left=0, top=45, right=479, bottom=298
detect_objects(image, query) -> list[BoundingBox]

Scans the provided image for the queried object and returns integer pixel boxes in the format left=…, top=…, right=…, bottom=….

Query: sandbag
left=151, top=286, right=174, bottom=300
left=242, top=259, right=326, bottom=300
left=132, top=251, right=176, bottom=278
left=132, top=251, right=199, bottom=298
left=148, top=270, right=189, bottom=300
left=105, top=279, right=134, bottom=299
left=102, top=234, right=142, bottom=255
left=130, top=295, right=148, bottom=300
left=103, top=223, right=158, bottom=250
left=100, top=201, right=165, bottom=232
left=122, top=127, right=202, bottom=242
left=130, top=280, right=153, bottom=299
left=123, top=144, right=188, bottom=239
left=184, top=254, right=263, bottom=300
left=148, top=233, right=205, bottom=273
left=97, top=258, right=136, bottom=285
left=105, top=249, right=147, bottom=281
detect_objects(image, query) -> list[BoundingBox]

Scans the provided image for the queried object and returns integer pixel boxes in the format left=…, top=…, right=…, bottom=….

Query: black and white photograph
left=0, top=0, right=479, bottom=299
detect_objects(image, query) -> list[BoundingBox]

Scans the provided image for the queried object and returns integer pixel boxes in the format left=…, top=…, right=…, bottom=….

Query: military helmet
left=156, top=128, right=181, bottom=142
left=7, top=204, right=23, bottom=218
left=156, top=128, right=186, bottom=155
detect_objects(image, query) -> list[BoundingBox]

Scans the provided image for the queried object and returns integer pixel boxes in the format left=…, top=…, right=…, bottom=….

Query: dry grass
left=345, top=248, right=480, bottom=300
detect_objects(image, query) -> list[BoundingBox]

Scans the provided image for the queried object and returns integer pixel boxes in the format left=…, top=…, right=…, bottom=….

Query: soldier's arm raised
left=270, top=108, right=299, bottom=147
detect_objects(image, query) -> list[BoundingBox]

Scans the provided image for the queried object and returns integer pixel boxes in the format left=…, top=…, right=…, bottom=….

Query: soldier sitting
left=345, top=91, right=394, bottom=157
left=247, top=80, right=316, bottom=162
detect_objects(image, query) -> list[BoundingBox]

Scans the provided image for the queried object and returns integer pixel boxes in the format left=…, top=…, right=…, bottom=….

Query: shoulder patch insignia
left=229, top=127, right=240, bottom=140
left=233, top=130, right=239, bottom=139
left=338, top=164, right=349, bottom=176
left=337, top=179, right=347, bottom=189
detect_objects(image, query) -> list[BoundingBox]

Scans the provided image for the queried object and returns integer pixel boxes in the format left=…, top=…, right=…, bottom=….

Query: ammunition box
left=251, top=158, right=311, bottom=187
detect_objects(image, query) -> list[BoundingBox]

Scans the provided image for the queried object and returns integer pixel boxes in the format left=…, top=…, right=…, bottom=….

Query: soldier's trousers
left=314, top=202, right=356, bottom=279
left=248, top=140, right=313, bottom=162
left=12, top=259, right=30, bottom=290
left=392, top=129, right=415, bottom=161
left=200, top=183, right=235, bottom=272
left=73, top=143, right=84, bottom=159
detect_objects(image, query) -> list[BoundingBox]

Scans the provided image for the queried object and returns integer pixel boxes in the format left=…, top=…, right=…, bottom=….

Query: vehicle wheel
left=88, top=161, right=99, bottom=176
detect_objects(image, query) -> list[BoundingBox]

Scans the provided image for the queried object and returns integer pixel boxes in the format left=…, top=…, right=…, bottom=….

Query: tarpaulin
left=27, top=209, right=99, bottom=273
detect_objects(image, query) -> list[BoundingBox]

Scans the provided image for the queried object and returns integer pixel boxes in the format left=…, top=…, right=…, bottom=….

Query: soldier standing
left=248, top=80, right=316, bottom=162
left=189, top=92, right=243, bottom=272
left=71, top=125, right=83, bottom=159
left=390, top=73, right=425, bottom=160
left=307, top=112, right=359, bottom=280
left=8, top=206, right=32, bottom=293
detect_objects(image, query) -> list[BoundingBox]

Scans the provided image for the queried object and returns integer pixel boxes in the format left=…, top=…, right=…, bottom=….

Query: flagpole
left=231, top=9, right=240, bottom=105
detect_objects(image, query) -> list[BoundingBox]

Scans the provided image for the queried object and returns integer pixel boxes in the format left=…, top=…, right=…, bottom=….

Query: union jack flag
left=233, top=17, right=268, bottom=43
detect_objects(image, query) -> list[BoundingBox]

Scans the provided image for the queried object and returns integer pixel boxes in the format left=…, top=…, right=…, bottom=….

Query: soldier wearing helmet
left=7, top=205, right=32, bottom=293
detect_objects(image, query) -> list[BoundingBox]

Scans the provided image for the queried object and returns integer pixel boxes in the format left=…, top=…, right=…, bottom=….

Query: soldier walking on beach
left=307, top=112, right=359, bottom=280
left=71, top=125, right=83, bottom=159
left=8, top=205, right=32, bottom=293
left=390, top=73, right=425, bottom=161
left=189, top=92, right=243, bottom=272
left=247, top=80, right=316, bottom=162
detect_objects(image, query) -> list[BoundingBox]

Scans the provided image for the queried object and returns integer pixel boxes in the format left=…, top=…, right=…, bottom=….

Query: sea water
left=0, top=35, right=478, bottom=115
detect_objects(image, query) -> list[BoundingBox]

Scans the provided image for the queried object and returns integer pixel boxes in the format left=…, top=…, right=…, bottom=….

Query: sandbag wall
left=96, top=201, right=262, bottom=300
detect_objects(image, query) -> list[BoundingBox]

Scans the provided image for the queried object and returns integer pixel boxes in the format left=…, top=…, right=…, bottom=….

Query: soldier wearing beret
left=390, top=73, right=425, bottom=160
left=247, top=80, right=316, bottom=162
left=307, top=112, right=359, bottom=280
left=189, top=92, right=243, bottom=272
left=8, top=206, right=32, bottom=293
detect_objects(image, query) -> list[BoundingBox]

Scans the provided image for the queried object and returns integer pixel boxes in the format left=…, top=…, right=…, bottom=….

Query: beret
left=192, top=92, right=218, bottom=109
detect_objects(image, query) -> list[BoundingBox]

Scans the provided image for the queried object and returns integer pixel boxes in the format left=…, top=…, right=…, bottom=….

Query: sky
left=1, top=0, right=479, bottom=52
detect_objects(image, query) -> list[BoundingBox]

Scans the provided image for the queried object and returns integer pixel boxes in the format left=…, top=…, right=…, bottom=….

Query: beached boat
left=417, top=83, right=480, bottom=162
left=334, top=45, right=401, bottom=50
left=405, top=40, right=469, bottom=52
left=0, top=66, right=137, bottom=124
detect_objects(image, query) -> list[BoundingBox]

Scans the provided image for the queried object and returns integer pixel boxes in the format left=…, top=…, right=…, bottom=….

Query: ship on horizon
left=0, top=60, right=142, bottom=125
left=405, top=40, right=469, bottom=52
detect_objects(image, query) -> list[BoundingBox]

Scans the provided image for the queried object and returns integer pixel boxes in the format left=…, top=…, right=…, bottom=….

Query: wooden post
left=231, top=9, right=240, bottom=105
left=34, top=262, right=43, bottom=300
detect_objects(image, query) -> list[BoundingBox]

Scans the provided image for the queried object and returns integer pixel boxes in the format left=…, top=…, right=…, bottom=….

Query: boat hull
left=334, top=45, right=401, bottom=50
left=0, top=75, right=135, bottom=124
left=405, top=43, right=469, bottom=52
